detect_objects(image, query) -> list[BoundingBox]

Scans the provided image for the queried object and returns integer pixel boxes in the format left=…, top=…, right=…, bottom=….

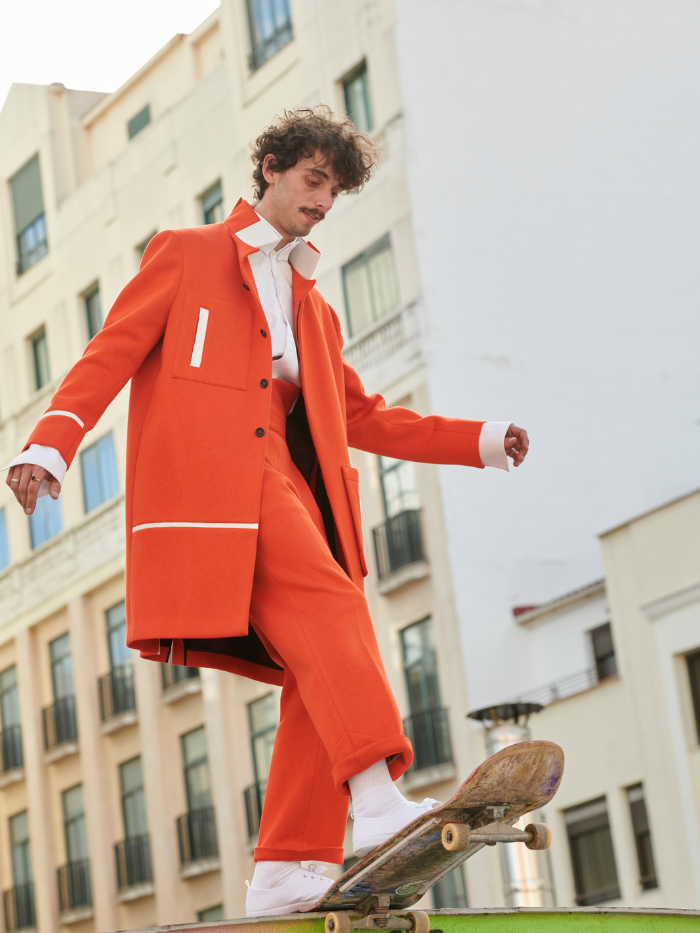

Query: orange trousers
left=249, top=380, right=413, bottom=864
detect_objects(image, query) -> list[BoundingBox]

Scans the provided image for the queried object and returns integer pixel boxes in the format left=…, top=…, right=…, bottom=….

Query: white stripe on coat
left=190, top=307, right=209, bottom=367
left=132, top=521, right=258, bottom=532
left=40, top=410, right=85, bottom=428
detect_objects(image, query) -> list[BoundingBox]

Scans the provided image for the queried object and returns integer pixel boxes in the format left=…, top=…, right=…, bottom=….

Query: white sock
left=251, top=860, right=300, bottom=890
left=348, top=759, right=406, bottom=819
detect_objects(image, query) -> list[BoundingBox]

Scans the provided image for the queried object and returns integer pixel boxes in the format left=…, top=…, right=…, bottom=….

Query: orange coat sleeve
left=22, top=230, right=183, bottom=468
left=331, top=308, right=485, bottom=469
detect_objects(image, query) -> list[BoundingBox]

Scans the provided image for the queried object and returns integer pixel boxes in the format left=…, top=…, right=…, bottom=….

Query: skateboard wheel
left=325, top=911, right=351, bottom=933
left=441, top=822, right=471, bottom=852
left=524, top=822, right=552, bottom=850
left=408, top=910, right=430, bottom=933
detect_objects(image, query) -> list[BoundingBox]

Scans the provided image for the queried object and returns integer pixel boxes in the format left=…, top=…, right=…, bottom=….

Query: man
left=5, top=106, right=528, bottom=916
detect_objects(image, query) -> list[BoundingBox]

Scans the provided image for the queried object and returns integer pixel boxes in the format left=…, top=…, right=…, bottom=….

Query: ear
left=262, top=153, right=279, bottom=185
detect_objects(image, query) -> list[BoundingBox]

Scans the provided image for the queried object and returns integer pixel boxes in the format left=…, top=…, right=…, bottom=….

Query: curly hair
left=250, top=105, right=379, bottom=201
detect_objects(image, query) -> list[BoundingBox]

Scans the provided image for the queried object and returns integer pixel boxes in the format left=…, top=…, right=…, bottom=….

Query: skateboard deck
left=306, top=740, right=564, bottom=929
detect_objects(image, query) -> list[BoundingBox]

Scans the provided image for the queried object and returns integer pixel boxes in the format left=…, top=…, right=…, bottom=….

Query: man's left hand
left=505, top=424, right=529, bottom=467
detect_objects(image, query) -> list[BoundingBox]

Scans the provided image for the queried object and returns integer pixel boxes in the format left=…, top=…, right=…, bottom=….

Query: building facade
left=0, top=0, right=698, bottom=930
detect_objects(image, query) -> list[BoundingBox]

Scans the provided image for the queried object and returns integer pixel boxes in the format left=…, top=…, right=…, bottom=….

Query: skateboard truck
left=325, top=896, right=430, bottom=933
left=441, top=819, right=551, bottom=852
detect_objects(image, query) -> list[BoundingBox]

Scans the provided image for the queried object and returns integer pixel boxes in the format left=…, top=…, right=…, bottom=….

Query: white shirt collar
left=236, top=211, right=320, bottom=279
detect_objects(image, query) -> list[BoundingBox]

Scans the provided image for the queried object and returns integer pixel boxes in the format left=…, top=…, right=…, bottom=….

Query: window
left=343, top=62, right=373, bottom=133
left=0, top=666, right=22, bottom=772
left=127, top=105, right=151, bottom=140
left=379, top=456, right=419, bottom=519
left=342, top=236, right=400, bottom=336
left=120, top=758, right=148, bottom=837
left=10, top=154, right=48, bottom=274
left=0, top=507, right=9, bottom=570
left=198, top=906, right=225, bottom=922
left=84, top=285, right=102, bottom=341
left=687, top=649, right=700, bottom=744
left=136, top=231, right=157, bottom=265
left=10, top=812, right=32, bottom=885
left=247, top=0, right=293, bottom=70
left=80, top=432, right=119, bottom=512
left=626, top=784, right=658, bottom=890
left=106, top=601, right=130, bottom=668
left=201, top=181, right=224, bottom=225
left=28, top=495, right=62, bottom=549
left=565, top=797, right=620, bottom=905
left=400, top=619, right=451, bottom=771
left=182, top=727, right=212, bottom=812
left=590, top=623, right=617, bottom=681
left=433, top=863, right=468, bottom=909
left=31, top=328, right=50, bottom=390
left=248, top=693, right=277, bottom=789
left=63, top=786, right=88, bottom=863
left=50, top=634, right=74, bottom=700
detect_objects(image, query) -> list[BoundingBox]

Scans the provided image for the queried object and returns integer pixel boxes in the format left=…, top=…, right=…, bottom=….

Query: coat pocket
left=342, top=465, right=368, bottom=577
left=172, top=288, right=252, bottom=390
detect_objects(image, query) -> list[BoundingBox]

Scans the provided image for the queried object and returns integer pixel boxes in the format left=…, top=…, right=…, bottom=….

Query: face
left=258, top=152, right=343, bottom=240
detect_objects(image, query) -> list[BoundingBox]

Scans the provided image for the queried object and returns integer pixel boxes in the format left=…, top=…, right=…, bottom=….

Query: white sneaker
left=352, top=797, right=441, bottom=857
left=245, top=864, right=333, bottom=917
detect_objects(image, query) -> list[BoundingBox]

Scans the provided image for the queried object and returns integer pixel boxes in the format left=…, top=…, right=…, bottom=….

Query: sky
left=0, top=0, right=221, bottom=112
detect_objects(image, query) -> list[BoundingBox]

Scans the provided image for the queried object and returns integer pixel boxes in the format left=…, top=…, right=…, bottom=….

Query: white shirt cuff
left=479, top=422, right=511, bottom=472
left=2, top=445, right=68, bottom=498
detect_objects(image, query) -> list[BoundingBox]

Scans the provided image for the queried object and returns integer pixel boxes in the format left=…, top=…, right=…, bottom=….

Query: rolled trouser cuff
left=253, top=846, right=344, bottom=864
left=331, top=735, right=414, bottom=795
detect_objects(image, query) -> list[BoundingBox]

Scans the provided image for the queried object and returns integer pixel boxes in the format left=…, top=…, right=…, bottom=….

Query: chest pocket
left=172, top=288, right=253, bottom=390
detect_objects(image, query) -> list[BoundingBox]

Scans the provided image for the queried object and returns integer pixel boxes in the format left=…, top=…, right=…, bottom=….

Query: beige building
left=1, top=0, right=699, bottom=930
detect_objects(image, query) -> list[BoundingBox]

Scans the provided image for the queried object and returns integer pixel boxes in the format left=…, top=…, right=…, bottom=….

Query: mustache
left=301, top=208, right=325, bottom=222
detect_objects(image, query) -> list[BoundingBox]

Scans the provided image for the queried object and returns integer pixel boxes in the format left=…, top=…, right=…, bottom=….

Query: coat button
left=260, top=379, right=269, bottom=388
left=260, top=328, right=267, bottom=338
left=255, top=427, right=265, bottom=437
left=243, top=283, right=250, bottom=291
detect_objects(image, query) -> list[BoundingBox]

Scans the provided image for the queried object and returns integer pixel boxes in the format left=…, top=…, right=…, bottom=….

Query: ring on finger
left=30, top=475, right=41, bottom=483
left=11, top=479, right=19, bottom=483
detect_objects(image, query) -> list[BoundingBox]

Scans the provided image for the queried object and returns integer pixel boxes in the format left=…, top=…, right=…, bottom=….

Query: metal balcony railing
left=402, top=707, right=453, bottom=773
left=161, top=664, right=200, bottom=691
left=1, top=725, right=23, bottom=772
left=42, top=695, right=78, bottom=750
left=176, top=806, right=218, bottom=866
left=373, top=509, right=425, bottom=578
left=115, top=834, right=152, bottom=890
left=3, top=883, right=35, bottom=931
left=244, top=780, right=267, bottom=839
left=508, top=665, right=616, bottom=708
left=57, top=860, right=91, bottom=912
left=98, top=663, right=136, bottom=721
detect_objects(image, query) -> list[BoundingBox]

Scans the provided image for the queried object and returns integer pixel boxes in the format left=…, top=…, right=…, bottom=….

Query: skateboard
left=306, top=740, right=564, bottom=933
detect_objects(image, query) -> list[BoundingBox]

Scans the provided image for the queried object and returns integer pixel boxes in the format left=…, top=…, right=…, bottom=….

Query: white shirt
left=3, top=213, right=510, bottom=493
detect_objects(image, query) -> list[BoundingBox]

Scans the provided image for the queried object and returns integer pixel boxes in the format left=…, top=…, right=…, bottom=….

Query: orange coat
left=24, top=199, right=486, bottom=682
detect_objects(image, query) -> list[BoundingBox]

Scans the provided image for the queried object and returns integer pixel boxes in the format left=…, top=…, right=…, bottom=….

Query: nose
left=316, top=188, right=333, bottom=213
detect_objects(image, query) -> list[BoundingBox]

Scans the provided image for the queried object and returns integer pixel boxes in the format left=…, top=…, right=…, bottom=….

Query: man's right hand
left=6, top=464, right=61, bottom=514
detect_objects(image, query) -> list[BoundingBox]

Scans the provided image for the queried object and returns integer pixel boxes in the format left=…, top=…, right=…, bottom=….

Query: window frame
left=127, top=105, right=151, bottom=140
left=564, top=796, right=621, bottom=906
left=62, top=784, right=88, bottom=863
left=0, top=507, right=10, bottom=570
left=181, top=726, right=212, bottom=812
left=342, top=234, right=400, bottom=337
left=119, top=756, right=148, bottom=839
left=9, top=811, right=32, bottom=885
left=589, top=622, right=617, bottom=681
left=625, top=783, right=658, bottom=891
left=0, top=665, right=20, bottom=729
left=342, top=60, right=373, bottom=133
left=687, top=649, right=700, bottom=744
left=246, top=0, right=294, bottom=71
left=10, top=153, right=48, bottom=275
left=30, top=327, right=51, bottom=391
left=49, top=633, right=73, bottom=701
left=201, top=181, right=224, bottom=225
left=83, top=283, right=102, bottom=342
left=247, top=693, right=277, bottom=788
left=80, top=431, right=119, bottom=514
left=28, top=494, right=62, bottom=550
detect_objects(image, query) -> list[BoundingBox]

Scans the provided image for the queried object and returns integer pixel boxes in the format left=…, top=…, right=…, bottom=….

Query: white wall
left=394, top=0, right=700, bottom=704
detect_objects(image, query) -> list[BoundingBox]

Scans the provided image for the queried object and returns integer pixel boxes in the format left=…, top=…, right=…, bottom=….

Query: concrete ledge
left=100, top=709, right=138, bottom=735
left=59, top=906, right=93, bottom=925
left=117, top=880, right=155, bottom=903
left=44, top=741, right=78, bottom=764
left=162, top=678, right=202, bottom=705
left=401, top=761, right=456, bottom=793
left=0, top=766, right=24, bottom=789
left=377, top=560, right=430, bottom=596
left=180, top=856, right=220, bottom=880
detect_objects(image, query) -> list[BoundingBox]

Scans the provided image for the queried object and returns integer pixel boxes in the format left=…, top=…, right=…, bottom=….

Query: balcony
left=176, top=806, right=219, bottom=877
left=43, top=696, right=78, bottom=760
left=507, top=666, right=618, bottom=708
left=402, top=708, right=454, bottom=790
left=3, top=883, right=35, bottom=931
left=57, top=860, right=92, bottom=918
left=1, top=725, right=23, bottom=772
left=99, top=664, right=136, bottom=733
left=373, top=509, right=427, bottom=591
left=161, top=664, right=201, bottom=704
left=244, top=780, right=267, bottom=839
left=115, top=834, right=153, bottom=900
